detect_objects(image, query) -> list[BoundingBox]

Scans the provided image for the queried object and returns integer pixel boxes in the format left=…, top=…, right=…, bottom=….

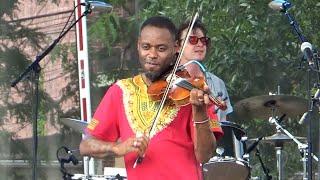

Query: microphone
left=301, top=42, right=315, bottom=66
left=81, top=1, right=113, bottom=10
left=268, top=0, right=292, bottom=11
left=246, top=137, right=263, bottom=154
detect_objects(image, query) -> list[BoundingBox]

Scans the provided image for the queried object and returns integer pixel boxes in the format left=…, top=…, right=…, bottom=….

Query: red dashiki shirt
left=86, top=75, right=223, bottom=180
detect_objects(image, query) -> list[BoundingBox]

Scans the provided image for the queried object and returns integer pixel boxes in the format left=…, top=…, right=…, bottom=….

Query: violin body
left=147, top=77, right=202, bottom=106
left=147, top=69, right=227, bottom=110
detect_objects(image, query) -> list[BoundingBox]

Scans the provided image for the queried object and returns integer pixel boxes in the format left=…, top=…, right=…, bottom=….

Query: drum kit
left=202, top=94, right=319, bottom=180
left=61, top=94, right=317, bottom=180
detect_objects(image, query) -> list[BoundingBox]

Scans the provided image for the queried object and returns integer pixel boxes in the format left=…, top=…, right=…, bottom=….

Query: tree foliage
left=87, top=0, right=320, bottom=178
left=2, top=0, right=320, bottom=179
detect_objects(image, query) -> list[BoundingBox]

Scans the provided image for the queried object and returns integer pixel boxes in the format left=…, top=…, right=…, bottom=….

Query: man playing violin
left=177, top=20, right=233, bottom=122
left=80, top=16, right=223, bottom=180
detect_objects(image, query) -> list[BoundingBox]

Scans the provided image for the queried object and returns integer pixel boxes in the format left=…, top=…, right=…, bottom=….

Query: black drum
left=203, top=121, right=250, bottom=180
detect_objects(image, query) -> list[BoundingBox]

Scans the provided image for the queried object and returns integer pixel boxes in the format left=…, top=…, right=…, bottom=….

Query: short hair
left=177, top=19, right=207, bottom=41
left=140, top=16, right=177, bottom=40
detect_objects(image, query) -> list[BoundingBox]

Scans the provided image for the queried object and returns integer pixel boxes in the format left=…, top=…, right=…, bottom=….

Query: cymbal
left=234, top=95, right=308, bottom=120
left=60, top=118, right=88, bottom=133
left=249, top=132, right=306, bottom=146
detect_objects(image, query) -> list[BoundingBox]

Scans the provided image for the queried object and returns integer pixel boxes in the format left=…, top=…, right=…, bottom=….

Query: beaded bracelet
left=193, top=118, right=209, bottom=125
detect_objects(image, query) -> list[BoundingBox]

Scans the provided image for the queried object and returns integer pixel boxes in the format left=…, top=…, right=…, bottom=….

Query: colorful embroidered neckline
left=117, top=75, right=179, bottom=137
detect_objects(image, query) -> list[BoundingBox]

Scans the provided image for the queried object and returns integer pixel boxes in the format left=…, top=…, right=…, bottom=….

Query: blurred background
left=1, top=0, right=320, bottom=179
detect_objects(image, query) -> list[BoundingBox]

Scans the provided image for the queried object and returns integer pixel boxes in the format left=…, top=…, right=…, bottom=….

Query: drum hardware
left=72, top=174, right=127, bottom=180
left=60, top=119, right=127, bottom=179
left=61, top=118, right=88, bottom=134
left=103, top=167, right=127, bottom=180
left=234, top=94, right=308, bottom=120
left=269, top=116, right=318, bottom=180
left=57, top=146, right=80, bottom=180
left=275, top=145, right=284, bottom=180
left=245, top=137, right=263, bottom=155
left=255, top=148, right=272, bottom=180
left=256, top=131, right=307, bottom=146
left=234, top=93, right=312, bottom=179
left=215, top=147, right=225, bottom=157
left=269, top=0, right=320, bottom=178
left=203, top=121, right=250, bottom=180
left=60, top=118, right=92, bottom=178
left=240, top=136, right=250, bottom=161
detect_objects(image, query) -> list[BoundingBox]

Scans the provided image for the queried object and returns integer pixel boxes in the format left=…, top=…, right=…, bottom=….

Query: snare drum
left=203, top=121, right=250, bottom=180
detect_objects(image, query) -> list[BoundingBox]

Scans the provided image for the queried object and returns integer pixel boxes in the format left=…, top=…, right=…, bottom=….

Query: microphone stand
left=10, top=5, right=93, bottom=180
left=56, top=146, right=79, bottom=180
left=59, top=159, right=74, bottom=180
left=255, top=148, right=272, bottom=180
left=279, top=4, right=320, bottom=179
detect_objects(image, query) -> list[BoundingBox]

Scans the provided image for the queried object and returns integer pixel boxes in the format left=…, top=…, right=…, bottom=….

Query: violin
left=147, top=63, right=227, bottom=110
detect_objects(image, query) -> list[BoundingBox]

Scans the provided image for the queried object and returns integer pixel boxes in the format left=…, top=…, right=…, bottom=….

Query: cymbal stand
left=269, top=105, right=284, bottom=180
left=275, top=145, right=284, bottom=180
left=269, top=117, right=319, bottom=179
left=301, top=147, right=308, bottom=180
left=273, top=128, right=285, bottom=180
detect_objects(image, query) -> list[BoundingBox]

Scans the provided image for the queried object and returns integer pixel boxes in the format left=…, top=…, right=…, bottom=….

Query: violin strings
left=176, top=80, right=194, bottom=91
left=176, top=80, right=222, bottom=106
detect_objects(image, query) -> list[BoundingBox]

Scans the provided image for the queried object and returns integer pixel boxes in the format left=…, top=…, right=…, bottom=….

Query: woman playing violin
left=80, top=16, right=223, bottom=180
left=177, top=20, right=233, bottom=121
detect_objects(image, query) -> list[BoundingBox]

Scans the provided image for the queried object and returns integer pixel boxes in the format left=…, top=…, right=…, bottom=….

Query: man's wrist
left=193, top=117, right=211, bottom=128
left=193, top=118, right=209, bottom=124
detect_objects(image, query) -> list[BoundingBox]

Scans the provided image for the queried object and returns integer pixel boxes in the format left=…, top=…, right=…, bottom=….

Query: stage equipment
left=268, top=0, right=320, bottom=178
left=57, top=146, right=79, bottom=180
left=235, top=92, right=310, bottom=179
left=268, top=116, right=318, bottom=180
left=255, top=148, right=272, bottom=180
left=203, top=121, right=250, bottom=180
left=71, top=174, right=127, bottom=180
left=234, top=94, right=308, bottom=120
left=249, top=132, right=307, bottom=145
left=61, top=118, right=88, bottom=134
left=70, top=167, right=127, bottom=179
left=10, top=2, right=112, bottom=179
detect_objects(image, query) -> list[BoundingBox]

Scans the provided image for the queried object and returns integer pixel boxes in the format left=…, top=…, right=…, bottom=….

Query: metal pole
left=276, top=146, right=284, bottom=180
